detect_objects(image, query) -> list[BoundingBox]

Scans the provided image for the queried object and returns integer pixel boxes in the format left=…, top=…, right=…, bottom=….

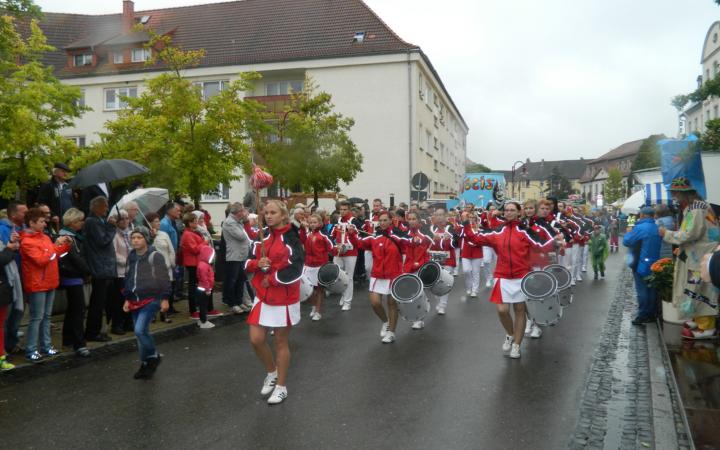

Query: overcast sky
left=37, top=0, right=719, bottom=170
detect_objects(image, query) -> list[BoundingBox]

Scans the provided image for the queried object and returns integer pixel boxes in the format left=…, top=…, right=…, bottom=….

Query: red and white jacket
left=245, top=224, right=305, bottom=306
left=302, top=229, right=333, bottom=268
left=480, top=212, right=504, bottom=230
left=460, top=224, right=484, bottom=259
left=331, top=214, right=359, bottom=257
left=363, top=212, right=382, bottom=234
left=357, top=228, right=406, bottom=280
left=428, top=224, right=458, bottom=267
left=196, top=245, right=216, bottom=294
left=463, top=219, right=557, bottom=279
left=524, top=216, right=555, bottom=268
left=401, top=228, right=433, bottom=273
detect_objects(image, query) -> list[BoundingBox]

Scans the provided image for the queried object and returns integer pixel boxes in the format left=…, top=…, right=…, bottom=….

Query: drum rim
left=391, top=274, right=424, bottom=303
left=526, top=295, right=562, bottom=325
left=542, top=264, right=572, bottom=291
left=521, top=270, right=558, bottom=299
left=417, top=261, right=442, bottom=286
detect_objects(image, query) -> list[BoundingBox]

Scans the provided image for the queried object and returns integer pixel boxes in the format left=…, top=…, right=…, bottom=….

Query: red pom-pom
left=250, top=165, right=274, bottom=190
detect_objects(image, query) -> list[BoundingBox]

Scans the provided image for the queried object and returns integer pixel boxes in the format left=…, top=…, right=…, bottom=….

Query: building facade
left=39, top=0, right=468, bottom=222
left=498, top=158, right=587, bottom=202
left=579, top=138, right=645, bottom=203
left=680, top=21, right=720, bottom=136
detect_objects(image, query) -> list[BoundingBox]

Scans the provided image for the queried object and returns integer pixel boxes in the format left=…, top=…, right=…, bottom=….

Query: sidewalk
left=571, top=267, right=694, bottom=449
left=0, top=292, right=246, bottom=386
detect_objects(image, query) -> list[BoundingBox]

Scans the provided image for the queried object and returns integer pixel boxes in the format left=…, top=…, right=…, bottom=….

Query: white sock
left=268, top=370, right=278, bottom=378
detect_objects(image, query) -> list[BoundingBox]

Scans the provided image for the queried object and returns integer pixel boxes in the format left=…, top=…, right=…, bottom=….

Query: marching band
left=247, top=197, right=599, bottom=404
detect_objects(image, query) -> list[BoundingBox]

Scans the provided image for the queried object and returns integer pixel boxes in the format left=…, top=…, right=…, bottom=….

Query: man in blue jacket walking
left=623, top=206, right=662, bottom=324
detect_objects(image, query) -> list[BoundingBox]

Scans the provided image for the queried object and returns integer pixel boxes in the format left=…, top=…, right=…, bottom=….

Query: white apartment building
left=40, top=0, right=468, bottom=222
left=681, top=20, right=720, bottom=136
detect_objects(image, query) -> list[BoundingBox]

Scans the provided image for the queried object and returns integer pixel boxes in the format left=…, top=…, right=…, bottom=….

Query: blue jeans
left=223, top=261, right=245, bottom=307
left=26, top=290, right=56, bottom=355
left=633, top=271, right=657, bottom=319
left=132, top=300, right=161, bottom=363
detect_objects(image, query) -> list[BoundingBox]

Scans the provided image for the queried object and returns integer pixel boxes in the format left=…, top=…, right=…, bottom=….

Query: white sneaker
left=470, top=292, right=477, bottom=298
left=524, top=321, right=533, bottom=336
left=309, top=306, right=316, bottom=318
left=231, top=305, right=243, bottom=315
left=339, top=298, right=345, bottom=306
left=577, top=275, right=583, bottom=282
left=436, top=306, right=446, bottom=315
left=571, top=280, right=576, bottom=286
left=530, top=324, right=542, bottom=339
left=381, top=331, right=396, bottom=343
left=380, top=322, right=389, bottom=338
left=260, top=372, right=278, bottom=396
left=466, top=290, right=472, bottom=296
left=267, top=385, right=287, bottom=404
left=509, top=343, right=521, bottom=359
left=341, top=303, right=351, bottom=311
left=198, top=321, right=215, bottom=329
left=411, top=320, right=424, bottom=330
left=486, top=278, right=493, bottom=288
left=311, top=312, right=321, bottom=321
left=240, top=303, right=252, bottom=312
left=502, top=335, right=513, bottom=352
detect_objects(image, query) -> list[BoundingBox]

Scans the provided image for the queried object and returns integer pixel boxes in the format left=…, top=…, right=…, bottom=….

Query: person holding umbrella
left=37, top=162, right=77, bottom=234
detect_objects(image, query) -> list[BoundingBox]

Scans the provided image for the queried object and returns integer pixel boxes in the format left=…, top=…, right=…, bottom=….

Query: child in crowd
left=302, top=214, right=334, bottom=321
left=589, top=225, right=609, bottom=280
left=196, top=245, right=217, bottom=329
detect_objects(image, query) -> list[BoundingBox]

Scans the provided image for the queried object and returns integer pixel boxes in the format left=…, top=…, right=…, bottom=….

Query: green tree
left=631, top=134, right=663, bottom=171
left=256, top=80, right=362, bottom=206
left=466, top=162, right=492, bottom=173
left=698, top=118, right=720, bottom=151
left=604, top=168, right=624, bottom=204
left=79, top=31, right=269, bottom=205
left=544, top=166, right=574, bottom=199
left=0, top=8, right=86, bottom=201
left=0, top=0, right=41, bottom=18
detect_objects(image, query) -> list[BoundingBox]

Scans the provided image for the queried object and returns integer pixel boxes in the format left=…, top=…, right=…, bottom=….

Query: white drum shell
left=391, top=275, right=429, bottom=322
left=299, top=276, right=313, bottom=303
left=429, top=269, right=454, bottom=296
left=317, top=263, right=349, bottom=295
left=527, top=296, right=563, bottom=326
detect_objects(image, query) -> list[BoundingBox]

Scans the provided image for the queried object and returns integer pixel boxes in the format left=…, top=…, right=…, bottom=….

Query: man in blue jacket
left=623, top=206, right=662, bottom=324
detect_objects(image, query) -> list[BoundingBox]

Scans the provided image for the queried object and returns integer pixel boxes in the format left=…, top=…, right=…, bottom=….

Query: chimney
left=122, top=0, right=135, bottom=33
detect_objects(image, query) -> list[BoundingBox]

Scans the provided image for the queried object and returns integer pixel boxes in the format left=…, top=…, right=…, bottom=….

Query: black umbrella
left=69, top=159, right=149, bottom=189
left=347, top=197, right=364, bottom=204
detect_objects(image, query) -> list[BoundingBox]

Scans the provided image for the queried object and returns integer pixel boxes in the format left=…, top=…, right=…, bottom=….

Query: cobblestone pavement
left=571, top=267, right=688, bottom=449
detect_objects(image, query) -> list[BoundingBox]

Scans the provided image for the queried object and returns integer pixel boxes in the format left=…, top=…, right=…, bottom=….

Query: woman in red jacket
left=20, top=208, right=71, bottom=361
left=401, top=211, right=432, bottom=330
left=302, top=214, right=333, bottom=321
left=245, top=200, right=305, bottom=405
left=463, top=202, right=563, bottom=359
left=180, top=213, right=211, bottom=320
left=357, top=212, right=406, bottom=344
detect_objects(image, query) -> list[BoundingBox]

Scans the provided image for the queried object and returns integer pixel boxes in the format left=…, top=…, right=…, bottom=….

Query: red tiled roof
left=37, top=0, right=418, bottom=78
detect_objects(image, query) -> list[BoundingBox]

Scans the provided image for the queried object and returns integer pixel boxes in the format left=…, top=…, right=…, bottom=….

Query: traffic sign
left=411, top=172, right=429, bottom=191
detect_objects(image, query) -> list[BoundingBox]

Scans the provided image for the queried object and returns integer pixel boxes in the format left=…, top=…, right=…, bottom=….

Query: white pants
left=561, top=245, right=576, bottom=281
left=454, top=248, right=461, bottom=274
left=432, top=264, right=454, bottom=308
left=462, top=258, right=483, bottom=294
left=573, top=245, right=583, bottom=280
left=364, top=250, right=373, bottom=278
left=482, top=246, right=495, bottom=282
left=333, top=255, right=357, bottom=304
left=581, top=245, right=589, bottom=271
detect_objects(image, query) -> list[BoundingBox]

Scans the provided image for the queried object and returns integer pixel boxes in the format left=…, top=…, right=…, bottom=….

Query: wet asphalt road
left=0, top=256, right=623, bottom=449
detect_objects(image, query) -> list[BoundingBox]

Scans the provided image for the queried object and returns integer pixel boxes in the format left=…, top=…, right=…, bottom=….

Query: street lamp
left=510, top=160, right=527, bottom=199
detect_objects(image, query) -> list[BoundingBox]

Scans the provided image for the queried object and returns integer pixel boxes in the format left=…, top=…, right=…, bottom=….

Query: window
left=73, top=54, right=92, bottom=67
left=265, top=80, right=304, bottom=96
left=67, top=136, right=86, bottom=148
left=434, top=160, right=438, bottom=172
left=202, top=184, right=230, bottom=201
left=714, top=33, right=718, bottom=43
left=426, top=131, right=432, bottom=153
left=715, top=105, right=719, bottom=119
left=74, top=89, right=85, bottom=108
left=353, top=32, right=366, bottom=43
left=113, top=52, right=124, bottom=64
left=419, top=74, right=424, bottom=99
left=131, top=48, right=151, bottom=62
left=194, top=80, right=229, bottom=100
left=418, top=124, right=424, bottom=150
left=424, top=82, right=431, bottom=106
left=105, top=86, right=138, bottom=110
left=433, top=136, right=438, bottom=149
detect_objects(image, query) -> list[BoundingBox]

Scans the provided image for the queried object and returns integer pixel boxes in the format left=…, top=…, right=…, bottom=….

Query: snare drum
left=299, top=276, right=313, bottom=303
left=520, top=270, right=558, bottom=300
left=526, top=295, right=563, bottom=326
left=417, top=261, right=455, bottom=296
left=390, top=274, right=429, bottom=322
left=428, top=250, right=451, bottom=262
left=317, top=263, right=349, bottom=295
left=543, top=264, right=573, bottom=307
